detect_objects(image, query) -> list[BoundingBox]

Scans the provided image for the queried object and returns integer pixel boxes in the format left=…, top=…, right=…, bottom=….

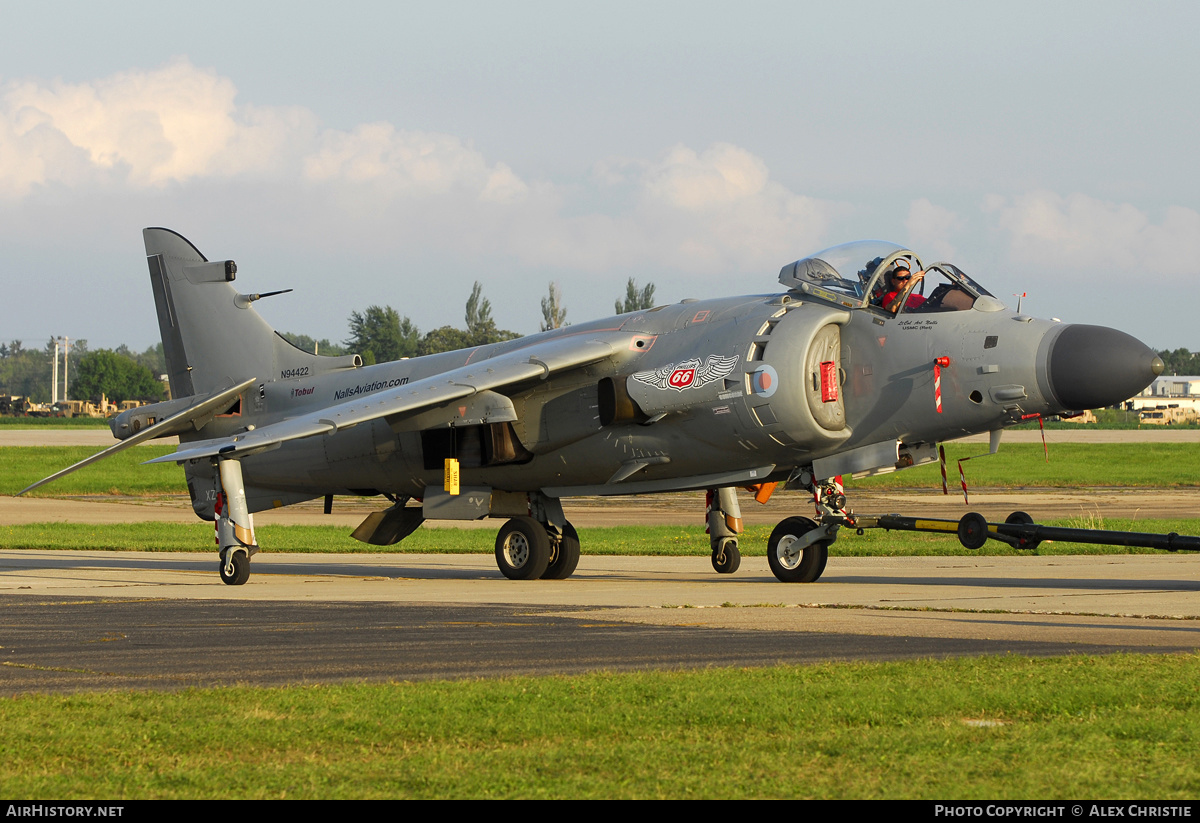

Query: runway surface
left=2, top=551, right=1198, bottom=694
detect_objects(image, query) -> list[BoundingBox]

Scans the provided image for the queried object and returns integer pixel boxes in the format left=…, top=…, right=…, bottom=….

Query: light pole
left=50, top=336, right=71, bottom=406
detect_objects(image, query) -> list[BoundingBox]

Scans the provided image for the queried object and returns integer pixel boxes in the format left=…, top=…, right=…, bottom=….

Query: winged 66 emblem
left=632, top=354, right=740, bottom=392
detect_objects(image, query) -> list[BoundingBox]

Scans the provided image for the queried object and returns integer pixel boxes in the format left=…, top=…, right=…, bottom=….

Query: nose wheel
left=767, top=516, right=830, bottom=583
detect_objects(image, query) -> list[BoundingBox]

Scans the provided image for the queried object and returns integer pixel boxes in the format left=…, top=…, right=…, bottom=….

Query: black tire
left=767, top=517, right=829, bottom=583
left=495, top=516, right=551, bottom=580
left=957, top=512, right=989, bottom=550
left=1004, top=511, right=1040, bottom=550
left=542, top=521, right=581, bottom=580
left=711, top=538, right=741, bottom=574
left=219, top=550, right=250, bottom=586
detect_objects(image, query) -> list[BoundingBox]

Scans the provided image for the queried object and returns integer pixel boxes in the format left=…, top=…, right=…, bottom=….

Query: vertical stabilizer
left=143, top=228, right=360, bottom=400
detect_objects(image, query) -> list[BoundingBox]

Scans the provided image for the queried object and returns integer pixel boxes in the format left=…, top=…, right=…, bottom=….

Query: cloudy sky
left=1, top=1, right=1196, bottom=354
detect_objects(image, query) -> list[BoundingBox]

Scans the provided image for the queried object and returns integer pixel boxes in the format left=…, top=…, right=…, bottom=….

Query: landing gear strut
left=214, top=457, right=258, bottom=586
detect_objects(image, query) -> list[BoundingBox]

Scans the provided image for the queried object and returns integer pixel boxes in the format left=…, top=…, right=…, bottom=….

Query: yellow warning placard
left=444, top=458, right=460, bottom=495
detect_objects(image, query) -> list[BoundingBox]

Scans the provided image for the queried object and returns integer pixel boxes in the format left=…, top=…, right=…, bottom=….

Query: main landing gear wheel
left=957, top=512, right=989, bottom=550
left=495, top=516, right=551, bottom=580
left=767, top=516, right=829, bottom=583
left=542, top=521, right=581, bottom=580
left=219, top=549, right=250, bottom=586
left=711, top=537, right=741, bottom=574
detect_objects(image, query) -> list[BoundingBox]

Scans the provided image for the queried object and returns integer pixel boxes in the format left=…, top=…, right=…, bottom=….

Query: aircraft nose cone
left=1047, top=324, right=1162, bottom=410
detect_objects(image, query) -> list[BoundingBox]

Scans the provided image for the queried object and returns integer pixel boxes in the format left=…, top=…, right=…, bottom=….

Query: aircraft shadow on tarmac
left=830, top=572, right=1200, bottom=592
left=5, top=553, right=1200, bottom=593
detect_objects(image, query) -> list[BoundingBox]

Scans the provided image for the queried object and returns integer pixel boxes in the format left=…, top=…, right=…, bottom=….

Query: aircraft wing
left=146, top=333, right=630, bottom=466
left=16, top=378, right=257, bottom=496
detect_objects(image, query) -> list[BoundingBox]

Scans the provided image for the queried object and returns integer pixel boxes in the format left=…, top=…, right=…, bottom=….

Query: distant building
left=1126, top=375, right=1200, bottom=423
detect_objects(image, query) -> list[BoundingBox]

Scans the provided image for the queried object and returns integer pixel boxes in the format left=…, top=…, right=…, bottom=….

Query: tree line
left=0, top=340, right=166, bottom=405
left=1157, top=348, right=1200, bottom=376
left=295, top=277, right=655, bottom=366
left=5, top=278, right=661, bottom=403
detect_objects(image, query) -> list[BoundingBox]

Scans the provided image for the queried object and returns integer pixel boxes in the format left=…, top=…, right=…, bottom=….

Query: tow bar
left=837, top=511, right=1200, bottom=553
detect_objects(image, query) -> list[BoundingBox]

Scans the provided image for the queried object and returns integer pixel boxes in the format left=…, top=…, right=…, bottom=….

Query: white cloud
left=905, top=198, right=964, bottom=260
left=0, top=59, right=523, bottom=202
left=0, top=62, right=839, bottom=282
left=626, top=143, right=841, bottom=272
left=303, top=122, right=526, bottom=201
left=1, top=59, right=242, bottom=189
left=987, top=190, right=1200, bottom=278
left=643, top=143, right=769, bottom=210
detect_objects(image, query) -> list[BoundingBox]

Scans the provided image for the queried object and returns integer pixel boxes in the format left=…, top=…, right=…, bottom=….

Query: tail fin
left=144, top=228, right=360, bottom=399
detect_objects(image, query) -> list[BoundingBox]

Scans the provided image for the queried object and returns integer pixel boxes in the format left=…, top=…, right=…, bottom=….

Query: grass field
left=0, top=416, right=111, bottom=427
left=4, top=517, right=1199, bottom=556
left=2, top=654, right=1197, bottom=799
left=4, top=442, right=1200, bottom=498
left=1, top=445, right=180, bottom=495
left=848, top=442, right=1200, bottom=489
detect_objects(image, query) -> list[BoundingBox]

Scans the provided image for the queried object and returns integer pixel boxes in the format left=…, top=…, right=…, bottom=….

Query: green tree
left=615, top=278, right=656, bottom=314
left=465, top=282, right=493, bottom=338
left=281, top=333, right=349, bottom=357
left=137, top=343, right=167, bottom=376
left=462, top=282, right=519, bottom=347
left=0, top=340, right=50, bottom=402
left=540, top=282, right=568, bottom=331
left=71, top=350, right=164, bottom=404
left=345, top=306, right=419, bottom=365
left=116, top=342, right=168, bottom=376
left=417, top=326, right=475, bottom=357
left=1157, top=348, right=1200, bottom=375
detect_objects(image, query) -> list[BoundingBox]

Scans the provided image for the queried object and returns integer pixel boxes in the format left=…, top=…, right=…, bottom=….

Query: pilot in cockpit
left=877, top=262, right=926, bottom=314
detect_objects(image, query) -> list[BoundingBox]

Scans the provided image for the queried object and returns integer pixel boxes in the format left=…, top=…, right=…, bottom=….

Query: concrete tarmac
left=2, top=550, right=1198, bottom=694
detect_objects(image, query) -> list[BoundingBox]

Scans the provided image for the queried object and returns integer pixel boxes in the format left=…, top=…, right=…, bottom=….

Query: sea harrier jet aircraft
left=22, top=230, right=1163, bottom=585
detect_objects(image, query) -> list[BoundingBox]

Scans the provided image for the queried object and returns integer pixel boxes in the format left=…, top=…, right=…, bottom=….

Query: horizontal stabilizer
left=17, top=378, right=256, bottom=496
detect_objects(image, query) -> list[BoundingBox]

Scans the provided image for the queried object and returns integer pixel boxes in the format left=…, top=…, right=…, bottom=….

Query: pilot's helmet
left=860, top=256, right=885, bottom=282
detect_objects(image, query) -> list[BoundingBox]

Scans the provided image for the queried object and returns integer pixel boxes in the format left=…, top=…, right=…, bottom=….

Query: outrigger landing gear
left=214, top=458, right=258, bottom=586
left=219, top=547, right=251, bottom=585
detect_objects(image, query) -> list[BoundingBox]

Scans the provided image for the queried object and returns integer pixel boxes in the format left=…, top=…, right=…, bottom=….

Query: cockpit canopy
left=779, top=240, right=1001, bottom=314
